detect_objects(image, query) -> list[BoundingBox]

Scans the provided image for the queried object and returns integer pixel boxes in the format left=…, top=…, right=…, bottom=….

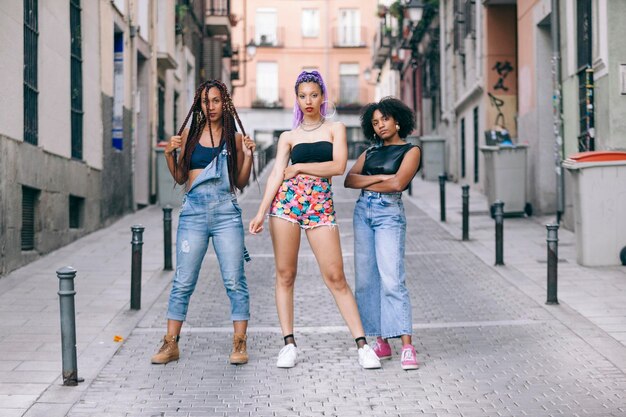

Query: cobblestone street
left=65, top=173, right=626, bottom=417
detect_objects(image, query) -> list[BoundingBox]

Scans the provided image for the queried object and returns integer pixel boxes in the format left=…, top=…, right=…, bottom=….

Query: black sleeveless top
left=362, top=143, right=416, bottom=175
left=291, top=141, right=333, bottom=164
left=190, top=141, right=224, bottom=170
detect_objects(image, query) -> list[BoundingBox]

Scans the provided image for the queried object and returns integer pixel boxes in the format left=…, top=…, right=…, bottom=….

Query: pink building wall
left=483, top=5, right=518, bottom=137
left=230, top=0, right=378, bottom=110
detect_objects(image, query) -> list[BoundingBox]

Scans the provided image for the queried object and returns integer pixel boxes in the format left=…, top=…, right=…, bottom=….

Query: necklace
left=300, top=118, right=325, bottom=132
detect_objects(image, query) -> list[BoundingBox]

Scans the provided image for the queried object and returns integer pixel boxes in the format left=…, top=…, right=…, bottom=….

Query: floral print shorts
left=269, top=175, right=336, bottom=229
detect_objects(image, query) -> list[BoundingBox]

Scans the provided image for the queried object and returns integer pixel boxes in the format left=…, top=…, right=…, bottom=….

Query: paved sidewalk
left=2, top=164, right=625, bottom=416
left=0, top=206, right=179, bottom=417
left=406, top=176, right=626, bottom=349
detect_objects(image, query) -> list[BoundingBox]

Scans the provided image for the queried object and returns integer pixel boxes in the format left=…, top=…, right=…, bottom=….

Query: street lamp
left=245, top=38, right=257, bottom=60
left=404, top=0, right=425, bottom=24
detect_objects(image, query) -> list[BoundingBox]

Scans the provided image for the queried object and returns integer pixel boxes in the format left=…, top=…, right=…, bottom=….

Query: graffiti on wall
left=488, top=92, right=506, bottom=128
left=492, top=61, right=513, bottom=91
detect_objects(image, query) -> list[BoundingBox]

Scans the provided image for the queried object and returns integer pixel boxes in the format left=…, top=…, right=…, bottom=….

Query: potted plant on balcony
left=377, top=4, right=388, bottom=18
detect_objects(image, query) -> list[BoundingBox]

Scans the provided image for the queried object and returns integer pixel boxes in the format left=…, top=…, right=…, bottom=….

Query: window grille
left=24, top=0, right=39, bottom=145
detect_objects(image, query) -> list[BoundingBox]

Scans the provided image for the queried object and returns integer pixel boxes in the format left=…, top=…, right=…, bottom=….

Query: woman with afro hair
left=344, top=97, right=422, bottom=370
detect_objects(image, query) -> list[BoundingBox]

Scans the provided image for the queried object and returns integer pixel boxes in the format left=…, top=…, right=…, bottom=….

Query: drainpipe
left=551, top=0, right=565, bottom=222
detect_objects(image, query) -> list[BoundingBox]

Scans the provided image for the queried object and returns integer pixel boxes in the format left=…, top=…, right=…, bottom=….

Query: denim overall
left=166, top=144, right=250, bottom=322
left=353, top=190, right=412, bottom=338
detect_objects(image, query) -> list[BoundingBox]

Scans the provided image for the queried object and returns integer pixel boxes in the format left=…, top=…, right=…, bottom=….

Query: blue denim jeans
left=353, top=191, right=412, bottom=338
left=166, top=147, right=250, bottom=322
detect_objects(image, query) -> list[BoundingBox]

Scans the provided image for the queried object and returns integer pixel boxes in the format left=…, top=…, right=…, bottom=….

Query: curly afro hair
left=360, top=97, right=416, bottom=142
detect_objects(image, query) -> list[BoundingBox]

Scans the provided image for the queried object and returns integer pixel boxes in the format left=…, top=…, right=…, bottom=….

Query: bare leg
left=269, top=217, right=301, bottom=338
left=305, top=226, right=365, bottom=340
left=400, top=335, right=412, bottom=346
left=167, top=319, right=183, bottom=337
left=234, top=320, right=248, bottom=334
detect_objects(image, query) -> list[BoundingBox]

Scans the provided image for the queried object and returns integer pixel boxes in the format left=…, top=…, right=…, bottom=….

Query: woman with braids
left=151, top=80, right=256, bottom=365
left=344, top=97, right=422, bottom=370
left=248, top=71, right=381, bottom=369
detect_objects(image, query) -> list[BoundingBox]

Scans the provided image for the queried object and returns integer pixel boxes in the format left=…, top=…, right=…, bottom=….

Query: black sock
left=355, top=336, right=367, bottom=348
left=284, top=334, right=296, bottom=347
left=176, top=335, right=180, bottom=342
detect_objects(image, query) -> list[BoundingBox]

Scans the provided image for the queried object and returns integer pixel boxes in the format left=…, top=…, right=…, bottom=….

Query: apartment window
left=69, top=195, right=84, bottom=229
left=158, top=79, right=165, bottom=141
left=339, top=64, right=359, bottom=105
left=473, top=107, right=479, bottom=183
left=112, top=31, right=124, bottom=150
left=302, top=9, right=319, bottom=38
left=453, top=0, right=466, bottom=55
left=22, top=186, right=39, bottom=251
left=256, top=8, right=278, bottom=46
left=338, top=9, right=361, bottom=47
left=464, top=0, right=476, bottom=38
left=255, top=62, right=279, bottom=107
left=577, top=0, right=595, bottom=151
left=71, top=0, right=83, bottom=160
left=173, top=91, right=180, bottom=134
left=460, top=118, right=466, bottom=178
left=24, top=0, right=39, bottom=145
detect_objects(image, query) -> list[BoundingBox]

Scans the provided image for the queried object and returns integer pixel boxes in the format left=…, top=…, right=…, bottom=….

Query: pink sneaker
left=372, top=337, right=392, bottom=360
left=400, top=344, right=419, bottom=370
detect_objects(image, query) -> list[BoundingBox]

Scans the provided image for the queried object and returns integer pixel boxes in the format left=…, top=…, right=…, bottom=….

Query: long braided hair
left=173, top=80, right=254, bottom=192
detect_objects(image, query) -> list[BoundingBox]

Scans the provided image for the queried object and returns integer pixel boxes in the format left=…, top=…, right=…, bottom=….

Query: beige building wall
left=0, top=2, right=23, bottom=141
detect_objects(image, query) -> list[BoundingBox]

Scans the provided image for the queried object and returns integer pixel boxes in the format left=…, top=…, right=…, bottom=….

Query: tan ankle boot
left=151, top=335, right=179, bottom=364
left=229, top=333, right=248, bottom=365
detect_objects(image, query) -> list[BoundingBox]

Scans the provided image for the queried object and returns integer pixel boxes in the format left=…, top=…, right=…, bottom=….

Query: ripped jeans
left=166, top=189, right=250, bottom=322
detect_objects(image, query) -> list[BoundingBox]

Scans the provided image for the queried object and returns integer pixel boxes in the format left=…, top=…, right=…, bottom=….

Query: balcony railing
left=332, top=26, right=368, bottom=48
left=206, top=0, right=229, bottom=16
left=252, top=88, right=284, bottom=109
left=333, top=87, right=369, bottom=113
left=205, top=0, right=231, bottom=36
left=372, top=22, right=392, bottom=69
left=249, top=27, right=285, bottom=48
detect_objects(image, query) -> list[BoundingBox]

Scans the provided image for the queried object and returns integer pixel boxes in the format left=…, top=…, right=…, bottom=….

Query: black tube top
left=291, top=141, right=333, bottom=164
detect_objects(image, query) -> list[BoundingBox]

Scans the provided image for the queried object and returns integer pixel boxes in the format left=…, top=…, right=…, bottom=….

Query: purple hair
left=292, top=70, right=328, bottom=129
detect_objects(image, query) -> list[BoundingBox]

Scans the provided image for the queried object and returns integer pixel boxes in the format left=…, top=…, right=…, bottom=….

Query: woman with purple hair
left=249, top=71, right=381, bottom=369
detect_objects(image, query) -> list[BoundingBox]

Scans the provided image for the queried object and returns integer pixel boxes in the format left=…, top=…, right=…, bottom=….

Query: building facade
left=230, top=0, right=379, bottom=152
left=0, top=0, right=223, bottom=277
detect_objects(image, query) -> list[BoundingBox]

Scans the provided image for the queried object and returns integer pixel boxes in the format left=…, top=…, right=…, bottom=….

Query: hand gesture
left=249, top=212, right=265, bottom=235
left=242, top=135, right=256, bottom=158
left=283, top=164, right=300, bottom=180
left=165, top=135, right=182, bottom=155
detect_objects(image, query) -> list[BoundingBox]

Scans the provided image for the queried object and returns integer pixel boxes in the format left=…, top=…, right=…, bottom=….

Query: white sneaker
left=358, top=344, right=382, bottom=369
left=276, top=344, right=298, bottom=368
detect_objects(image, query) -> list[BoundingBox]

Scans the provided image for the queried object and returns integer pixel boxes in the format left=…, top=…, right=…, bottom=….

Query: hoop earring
left=321, top=100, right=337, bottom=119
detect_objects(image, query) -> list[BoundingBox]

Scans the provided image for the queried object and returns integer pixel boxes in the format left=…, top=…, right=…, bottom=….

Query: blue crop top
left=291, top=141, right=333, bottom=164
left=190, top=141, right=223, bottom=170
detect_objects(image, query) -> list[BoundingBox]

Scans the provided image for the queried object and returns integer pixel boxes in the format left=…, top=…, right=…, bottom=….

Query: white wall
left=0, top=1, right=23, bottom=141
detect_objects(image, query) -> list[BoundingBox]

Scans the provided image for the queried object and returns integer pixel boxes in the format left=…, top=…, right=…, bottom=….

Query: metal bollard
left=57, top=266, right=79, bottom=386
left=546, top=224, right=559, bottom=305
left=461, top=185, right=470, bottom=241
left=163, top=207, right=173, bottom=271
left=493, top=201, right=505, bottom=265
left=438, top=174, right=446, bottom=222
left=130, top=225, right=145, bottom=310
